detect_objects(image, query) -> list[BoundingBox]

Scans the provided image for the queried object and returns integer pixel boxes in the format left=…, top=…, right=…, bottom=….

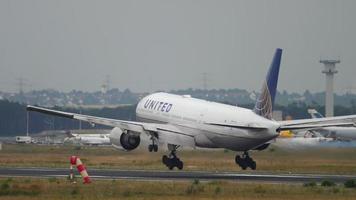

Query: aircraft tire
left=162, top=155, right=168, bottom=165
left=177, top=160, right=183, bottom=170
left=148, top=145, right=153, bottom=152
left=235, top=155, right=248, bottom=170
left=235, top=155, right=241, bottom=164
left=250, top=161, right=256, bottom=170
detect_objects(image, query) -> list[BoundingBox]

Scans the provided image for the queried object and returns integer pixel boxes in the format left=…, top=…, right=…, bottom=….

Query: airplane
left=277, top=127, right=333, bottom=149
left=27, top=48, right=356, bottom=170
left=275, top=136, right=333, bottom=149
left=64, top=131, right=111, bottom=146
left=307, top=109, right=356, bottom=141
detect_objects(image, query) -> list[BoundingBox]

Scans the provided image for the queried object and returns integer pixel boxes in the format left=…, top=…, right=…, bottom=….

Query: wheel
left=162, top=155, right=168, bottom=165
left=148, top=145, right=153, bottom=152
left=167, top=158, right=175, bottom=170
left=153, top=145, right=158, bottom=152
left=235, top=155, right=241, bottom=164
left=177, top=160, right=183, bottom=170
left=240, top=160, right=248, bottom=170
left=239, top=160, right=247, bottom=170
left=245, top=156, right=252, bottom=162
left=250, top=161, right=256, bottom=170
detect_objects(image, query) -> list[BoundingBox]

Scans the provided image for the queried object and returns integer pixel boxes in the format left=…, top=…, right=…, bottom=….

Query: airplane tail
left=307, top=109, right=324, bottom=119
left=253, top=48, right=282, bottom=119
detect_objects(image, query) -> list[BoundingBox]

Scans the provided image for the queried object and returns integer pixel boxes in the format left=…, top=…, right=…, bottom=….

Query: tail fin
left=307, top=109, right=324, bottom=119
left=253, top=48, right=282, bottom=119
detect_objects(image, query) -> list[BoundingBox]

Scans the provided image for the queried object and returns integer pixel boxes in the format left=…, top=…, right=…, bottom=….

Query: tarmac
left=0, top=167, right=355, bottom=183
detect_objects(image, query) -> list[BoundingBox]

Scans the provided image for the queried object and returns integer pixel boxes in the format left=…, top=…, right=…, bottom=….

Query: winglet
left=253, top=48, right=282, bottom=119
left=27, top=105, right=74, bottom=119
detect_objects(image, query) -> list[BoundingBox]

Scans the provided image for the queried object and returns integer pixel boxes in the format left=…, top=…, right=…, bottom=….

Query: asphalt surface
left=0, top=167, right=355, bottom=183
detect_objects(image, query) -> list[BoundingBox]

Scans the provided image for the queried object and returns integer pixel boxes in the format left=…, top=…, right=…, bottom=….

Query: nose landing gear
left=235, top=152, right=256, bottom=170
left=148, top=136, right=158, bottom=152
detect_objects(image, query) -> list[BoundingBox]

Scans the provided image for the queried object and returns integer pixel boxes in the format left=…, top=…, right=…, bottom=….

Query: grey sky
left=0, top=0, right=355, bottom=93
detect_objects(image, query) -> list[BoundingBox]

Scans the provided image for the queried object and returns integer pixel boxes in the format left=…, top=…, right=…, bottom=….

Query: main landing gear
left=235, top=152, right=256, bottom=170
left=162, top=144, right=183, bottom=170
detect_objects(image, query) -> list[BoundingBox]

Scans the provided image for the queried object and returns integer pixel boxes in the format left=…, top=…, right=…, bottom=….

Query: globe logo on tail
left=253, top=48, right=282, bottom=120
left=254, top=81, right=273, bottom=119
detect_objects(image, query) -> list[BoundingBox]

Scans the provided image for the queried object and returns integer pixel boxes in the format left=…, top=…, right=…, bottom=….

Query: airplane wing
left=205, top=122, right=268, bottom=130
left=27, top=105, right=195, bottom=148
left=278, top=115, right=356, bottom=131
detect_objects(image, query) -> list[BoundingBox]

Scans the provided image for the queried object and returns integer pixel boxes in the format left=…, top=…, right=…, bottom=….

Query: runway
left=0, top=167, right=355, bottom=183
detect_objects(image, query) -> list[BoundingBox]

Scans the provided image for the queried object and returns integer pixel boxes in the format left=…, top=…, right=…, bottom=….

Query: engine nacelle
left=253, top=143, right=270, bottom=151
left=109, top=127, right=140, bottom=151
left=120, top=132, right=141, bottom=150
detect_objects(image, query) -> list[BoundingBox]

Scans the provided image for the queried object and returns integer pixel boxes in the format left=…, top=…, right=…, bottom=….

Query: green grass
left=1, top=178, right=356, bottom=200
left=2, top=143, right=356, bottom=199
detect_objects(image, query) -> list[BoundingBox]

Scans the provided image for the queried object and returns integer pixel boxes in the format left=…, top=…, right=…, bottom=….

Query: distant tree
left=351, top=99, right=356, bottom=113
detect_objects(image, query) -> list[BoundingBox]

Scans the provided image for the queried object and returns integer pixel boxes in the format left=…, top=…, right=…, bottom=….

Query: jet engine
left=109, top=127, right=140, bottom=151
left=253, top=143, right=270, bottom=151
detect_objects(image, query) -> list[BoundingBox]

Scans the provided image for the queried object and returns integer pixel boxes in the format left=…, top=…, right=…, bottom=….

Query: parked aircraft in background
left=64, top=131, right=111, bottom=146
left=277, top=128, right=333, bottom=149
left=307, top=109, right=356, bottom=141
left=15, top=136, right=33, bottom=144
left=27, top=49, right=356, bottom=170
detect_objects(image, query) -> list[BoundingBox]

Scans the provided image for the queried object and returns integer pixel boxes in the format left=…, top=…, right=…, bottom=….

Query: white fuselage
left=135, top=92, right=279, bottom=151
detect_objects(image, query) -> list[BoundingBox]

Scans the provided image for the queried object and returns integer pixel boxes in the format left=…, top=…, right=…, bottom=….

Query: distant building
left=272, top=110, right=283, bottom=121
